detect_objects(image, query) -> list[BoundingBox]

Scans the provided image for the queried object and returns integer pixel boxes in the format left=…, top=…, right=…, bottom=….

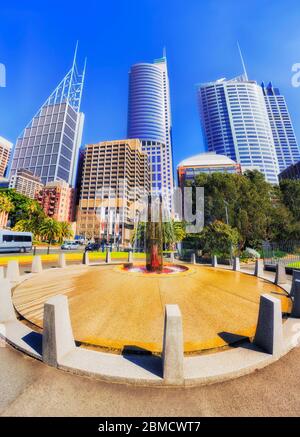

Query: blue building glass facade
left=197, top=76, right=279, bottom=184
left=127, top=57, right=174, bottom=212
left=262, top=82, right=300, bottom=173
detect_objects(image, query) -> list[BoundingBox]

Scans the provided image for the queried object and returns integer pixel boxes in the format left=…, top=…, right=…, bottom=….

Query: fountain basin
left=123, top=263, right=188, bottom=275
left=12, top=264, right=291, bottom=355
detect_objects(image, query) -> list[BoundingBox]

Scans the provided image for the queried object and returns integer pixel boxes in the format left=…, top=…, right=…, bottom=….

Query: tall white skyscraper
left=127, top=52, right=174, bottom=212
left=197, top=75, right=279, bottom=184
left=262, top=81, right=300, bottom=173
left=9, top=46, right=85, bottom=187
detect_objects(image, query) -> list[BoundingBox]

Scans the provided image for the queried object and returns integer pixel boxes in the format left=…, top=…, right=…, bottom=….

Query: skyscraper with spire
left=197, top=46, right=279, bottom=184
left=9, top=44, right=86, bottom=187
left=127, top=51, right=174, bottom=212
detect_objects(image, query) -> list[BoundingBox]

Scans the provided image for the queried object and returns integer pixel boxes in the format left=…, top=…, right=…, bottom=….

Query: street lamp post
left=224, top=200, right=233, bottom=265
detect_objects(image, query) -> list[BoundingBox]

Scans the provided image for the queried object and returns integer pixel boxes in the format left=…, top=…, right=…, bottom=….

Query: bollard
left=291, top=270, right=300, bottom=297
left=275, top=263, right=287, bottom=285
left=254, top=294, right=283, bottom=355
left=162, top=305, right=184, bottom=384
left=0, top=266, right=4, bottom=280
left=6, top=260, right=20, bottom=282
left=212, top=255, right=218, bottom=268
left=191, top=253, right=196, bottom=264
left=106, top=250, right=111, bottom=263
left=233, top=257, right=240, bottom=272
left=254, top=259, right=264, bottom=277
left=128, top=251, right=133, bottom=263
left=170, top=252, right=175, bottom=264
left=31, top=255, right=43, bottom=274
left=82, top=251, right=89, bottom=265
left=42, top=295, right=76, bottom=367
left=59, top=253, right=66, bottom=268
left=291, top=279, right=300, bottom=318
left=0, top=279, right=17, bottom=323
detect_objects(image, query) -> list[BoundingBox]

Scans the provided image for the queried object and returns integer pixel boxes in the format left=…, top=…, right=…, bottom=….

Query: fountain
left=124, top=194, right=188, bottom=274
left=146, top=194, right=163, bottom=272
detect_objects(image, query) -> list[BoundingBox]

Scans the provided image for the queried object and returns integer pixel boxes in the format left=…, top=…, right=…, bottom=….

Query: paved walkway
left=1, top=342, right=300, bottom=417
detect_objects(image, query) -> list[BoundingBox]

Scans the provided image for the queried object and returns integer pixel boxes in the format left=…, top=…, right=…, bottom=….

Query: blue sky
left=1, top=0, right=300, bottom=168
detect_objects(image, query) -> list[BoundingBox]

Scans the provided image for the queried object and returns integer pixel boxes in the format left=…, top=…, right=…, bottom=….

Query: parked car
left=85, top=243, right=101, bottom=252
left=61, top=241, right=80, bottom=250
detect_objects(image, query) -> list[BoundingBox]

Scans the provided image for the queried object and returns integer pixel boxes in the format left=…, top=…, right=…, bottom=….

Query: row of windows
left=3, top=235, right=32, bottom=242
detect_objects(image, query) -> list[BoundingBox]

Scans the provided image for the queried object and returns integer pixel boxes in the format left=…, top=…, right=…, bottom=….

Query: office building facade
left=9, top=169, right=44, bottom=199
left=77, top=139, right=150, bottom=244
left=35, top=180, right=75, bottom=222
left=9, top=48, right=85, bottom=187
left=278, top=161, right=300, bottom=181
left=127, top=54, right=174, bottom=211
left=262, top=82, right=300, bottom=172
left=197, top=75, right=279, bottom=184
left=177, top=152, right=241, bottom=189
left=0, top=136, right=12, bottom=177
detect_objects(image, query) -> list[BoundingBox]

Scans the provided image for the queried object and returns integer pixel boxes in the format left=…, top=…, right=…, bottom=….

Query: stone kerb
left=59, top=253, right=66, bottom=268
left=31, top=255, right=43, bottom=274
left=291, top=279, right=300, bottom=318
left=254, top=294, right=283, bottom=355
left=275, top=263, right=287, bottom=285
left=254, top=259, right=264, bottom=277
left=291, top=270, right=300, bottom=297
left=82, top=251, right=90, bottom=265
left=162, top=304, right=184, bottom=385
left=233, top=257, right=240, bottom=272
left=212, top=255, right=218, bottom=267
left=6, top=260, right=20, bottom=282
left=0, top=279, right=17, bottom=323
left=106, top=251, right=111, bottom=263
left=42, top=295, right=76, bottom=367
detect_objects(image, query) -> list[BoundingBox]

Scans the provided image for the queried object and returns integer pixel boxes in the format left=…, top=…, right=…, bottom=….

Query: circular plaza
left=12, top=263, right=291, bottom=355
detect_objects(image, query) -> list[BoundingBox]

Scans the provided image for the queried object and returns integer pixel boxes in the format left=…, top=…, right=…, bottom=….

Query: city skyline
left=1, top=1, right=300, bottom=170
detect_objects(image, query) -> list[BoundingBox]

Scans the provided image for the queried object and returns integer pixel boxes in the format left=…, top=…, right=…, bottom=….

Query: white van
left=0, top=230, right=33, bottom=253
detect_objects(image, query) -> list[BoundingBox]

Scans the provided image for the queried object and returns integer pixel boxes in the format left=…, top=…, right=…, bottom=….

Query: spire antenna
left=163, top=46, right=167, bottom=58
left=72, top=40, right=79, bottom=69
left=237, top=41, right=248, bottom=81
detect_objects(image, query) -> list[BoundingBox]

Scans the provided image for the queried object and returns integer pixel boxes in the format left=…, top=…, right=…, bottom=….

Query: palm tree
left=58, top=221, right=73, bottom=243
left=39, top=218, right=61, bottom=252
left=0, top=192, right=14, bottom=213
left=13, top=219, right=35, bottom=233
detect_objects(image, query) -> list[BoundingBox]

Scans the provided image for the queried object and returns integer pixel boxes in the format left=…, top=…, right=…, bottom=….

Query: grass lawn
left=0, top=251, right=146, bottom=266
left=287, top=261, right=300, bottom=269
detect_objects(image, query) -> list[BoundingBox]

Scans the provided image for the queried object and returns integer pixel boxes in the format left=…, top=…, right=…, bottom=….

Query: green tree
left=0, top=188, right=45, bottom=227
left=198, top=220, right=241, bottom=257
left=188, top=170, right=276, bottom=249
left=279, top=179, right=300, bottom=222
left=132, top=220, right=186, bottom=250
left=39, top=218, right=61, bottom=248
left=0, top=192, right=14, bottom=214
left=58, top=221, right=74, bottom=243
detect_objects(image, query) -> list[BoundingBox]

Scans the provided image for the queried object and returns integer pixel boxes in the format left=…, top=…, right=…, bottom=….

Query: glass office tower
left=9, top=47, right=85, bottom=187
left=197, top=75, right=279, bottom=184
left=262, top=81, right=300, bottom=173
left=127, top=53, right=174, bottom=212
